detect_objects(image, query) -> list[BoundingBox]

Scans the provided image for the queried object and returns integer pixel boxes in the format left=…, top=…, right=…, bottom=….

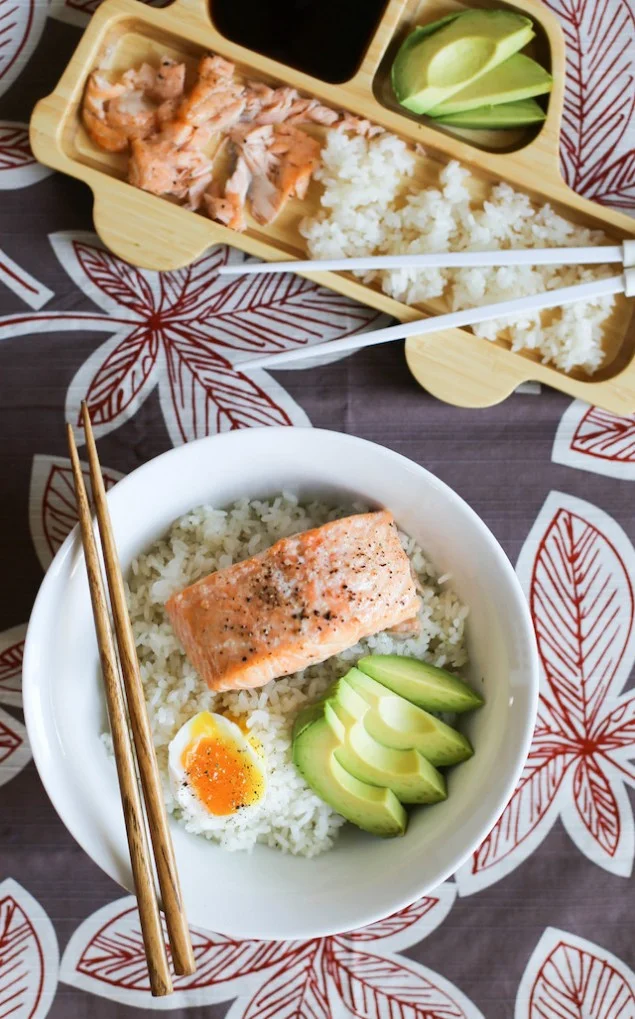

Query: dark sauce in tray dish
left=210, top=0, right=388, bottom=84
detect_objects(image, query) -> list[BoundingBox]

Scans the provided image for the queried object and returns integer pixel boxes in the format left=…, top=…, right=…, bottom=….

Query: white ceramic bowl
left=23, top=428, right=538, bottom=940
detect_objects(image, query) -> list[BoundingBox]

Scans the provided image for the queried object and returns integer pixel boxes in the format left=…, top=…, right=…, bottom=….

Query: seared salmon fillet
left=165, top=510, right=420, bottom=692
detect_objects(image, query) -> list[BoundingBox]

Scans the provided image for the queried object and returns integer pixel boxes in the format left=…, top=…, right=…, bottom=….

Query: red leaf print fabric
left=236, top=945, right=329, bottom=1019
left=0, top=123, right=52, bottom=190
left=60, top=887, right=480, bottom=1015
left=544, top=0, right=635, bottom=208
left=515, top=927, right=635, bottom=1018
left=0, top=622, right=26, bottom=707
left=28, top=455, right=124, bottom=572
left=326, top=943, right=470, bottom=1019
left=457, top=492, right=635, bottom=895
left=553, top=400, right=635, bottom=480
left=0, top=0, right=47, bottom=100
left=0, top=879, right=59, bottom=1019
left=340, top=884, right=456, bottom=953
left=60, top=898, right=302, bottom=1010
left=45, top=232, right=385, bottom=446
left=0, top=707, right=31, bottom=789
left=0, top=247, right=53, bottom=309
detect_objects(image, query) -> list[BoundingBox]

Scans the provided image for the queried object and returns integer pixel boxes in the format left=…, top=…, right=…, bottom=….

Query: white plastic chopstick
left=219, top=241, right=635, bottom=277
left=238, top=271, right=631, bottom=371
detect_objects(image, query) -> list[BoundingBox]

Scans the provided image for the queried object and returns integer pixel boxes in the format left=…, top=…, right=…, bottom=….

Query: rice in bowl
left=122, top=493, right=468, bottom=858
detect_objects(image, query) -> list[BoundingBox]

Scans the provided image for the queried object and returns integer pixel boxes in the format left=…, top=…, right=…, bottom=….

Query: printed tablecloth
left=2, top=1, right=635, bottom=1016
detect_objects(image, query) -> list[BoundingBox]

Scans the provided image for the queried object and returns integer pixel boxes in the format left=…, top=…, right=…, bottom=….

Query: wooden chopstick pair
left=67, top=403, right=196, bottom=997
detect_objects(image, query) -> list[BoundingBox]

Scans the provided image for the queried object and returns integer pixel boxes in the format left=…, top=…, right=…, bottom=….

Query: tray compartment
left=208, top=0, right=391, bottom=85
left=29, top=0, right=635, bottom=412
left=372, top=0, right=554, bottom=154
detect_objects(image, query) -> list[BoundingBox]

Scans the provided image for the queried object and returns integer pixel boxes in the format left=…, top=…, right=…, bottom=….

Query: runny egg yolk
left=181, top=716, right=265, bottom=816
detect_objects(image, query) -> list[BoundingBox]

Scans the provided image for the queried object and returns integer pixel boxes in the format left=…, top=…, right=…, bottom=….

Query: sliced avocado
left=325, top=698, right=446, bottom=804
left=344, top=669, right=473, bottom=767
left=427, top=53, right=551, bottom=116
left=292, top=704, right=407, bottom=837
left=432, top=97, right=547, bottom=129
left=392, top=10, right=535, bottom=115
left=357, top=655, right=483, bottom=713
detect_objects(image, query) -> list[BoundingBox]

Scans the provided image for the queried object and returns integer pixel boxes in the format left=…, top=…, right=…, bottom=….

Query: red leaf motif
left=571, top=406, right=635, bottom=464
left=52, top=233, right=386, bottom=445
left=73, top=905, right=297, bottom=992
left=29, top=455, right=123, bottom=571
left=593, top=692, right=635, bottom=751
left=0, top=123, right=30, bottom=168
left=470, top=697, right=576, bottom=877
left=327, top=943, right=468, bottom=1019
left=82, top=326, right=159, bottom=427
left=518, top=928, right=635, bottom=1019
left=72, top=242, right=156, bottom=317
left=0, top=623, right=26, bottom=707
left=0, top=0, right=46, bottom=99
left=544, top=0, right=635, bottom=201
left=0, top=249, right=54, bottom=308
left=0, top=715, right=21, bottom=761
left=202, top=270, right=383, bottom=357
left=157, top=246, right=229, bottom=314
left=584, top=148, right=635, bottom=209
left=0, top=879, right=59, bottom=1019
left=530, top=507, right=635, bottom=733
left=553, top=401, right=635, bottom=482
left=0, top=124, right=51, bottom=188
left=573, top=755, right=621, bottom=857
left=237, top=944, right=330, bottom=1019
left=162, top=340, right=293, bottom=443
left=460, top=493, right=635, bottom=894
left=344, top=898, right=445, bottom=943
left=0, top=707, right=30, bottom=789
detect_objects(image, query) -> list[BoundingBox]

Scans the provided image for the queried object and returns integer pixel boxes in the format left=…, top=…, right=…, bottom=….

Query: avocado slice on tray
left=427, top=53, right=551, bottom=116
left=432, top=97, right=547, bottom=130
left=392, top=10, right=535, bottom=115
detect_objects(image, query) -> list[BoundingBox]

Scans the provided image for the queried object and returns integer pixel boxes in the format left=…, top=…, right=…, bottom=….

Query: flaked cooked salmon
left=82, top=59, right=186, bottom=153
left=165, top=511, right=420, bottom=693
left=82, top=51, right=389, bottom=226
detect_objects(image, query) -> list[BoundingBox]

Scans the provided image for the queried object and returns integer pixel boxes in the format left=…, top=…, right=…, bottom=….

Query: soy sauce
left=210, top=0, right=388, bottom=84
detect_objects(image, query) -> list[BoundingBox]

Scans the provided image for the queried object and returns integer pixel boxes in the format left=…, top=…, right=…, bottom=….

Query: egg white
left=168, top=711, right=266, bottom=825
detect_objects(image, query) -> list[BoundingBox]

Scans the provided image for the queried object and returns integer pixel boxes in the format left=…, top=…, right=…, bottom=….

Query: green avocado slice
left=356, top=654, right=484, bottom=713
left=432, top=97, right=547, bottom=129
left=344, top=669, right=473, bottom=767
left=325, top=698, right=447, bottom=804
left=292, top=705, right=407, bottom=837
left=427, top=53, right=551, bottom=116
left=392, top=9, right=535, bottom=115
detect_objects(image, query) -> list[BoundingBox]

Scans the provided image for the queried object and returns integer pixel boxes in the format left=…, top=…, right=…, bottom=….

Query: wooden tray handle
left=405, top=328, right=533, bottom=408
left=92, top=189, right=213, bottom=272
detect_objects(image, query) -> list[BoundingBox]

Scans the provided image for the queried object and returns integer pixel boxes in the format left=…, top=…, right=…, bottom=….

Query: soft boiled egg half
left=168, top=711, right=266, bottom=823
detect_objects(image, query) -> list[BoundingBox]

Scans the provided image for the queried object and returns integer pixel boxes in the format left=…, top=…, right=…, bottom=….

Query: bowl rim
left=23, top=426, right=539, bottom=938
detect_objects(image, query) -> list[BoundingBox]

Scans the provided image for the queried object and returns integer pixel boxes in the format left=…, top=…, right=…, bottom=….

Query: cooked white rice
left=122, top=494, right=468, bottom=857
left=301, top=130, right=614, bottom=374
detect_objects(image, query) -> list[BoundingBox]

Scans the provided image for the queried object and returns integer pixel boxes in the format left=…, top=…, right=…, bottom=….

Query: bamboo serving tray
left=30, top=0, right=635, bottom=413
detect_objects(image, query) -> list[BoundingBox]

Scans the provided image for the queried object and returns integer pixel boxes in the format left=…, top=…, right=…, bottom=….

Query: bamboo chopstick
left=66, top=424, right=173, bottom=997
left=80, top=402, right=196, bottom=979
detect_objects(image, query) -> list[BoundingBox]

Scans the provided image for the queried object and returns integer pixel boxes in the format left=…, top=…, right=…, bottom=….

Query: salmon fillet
left=165, top=510, right=420, bottom=692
